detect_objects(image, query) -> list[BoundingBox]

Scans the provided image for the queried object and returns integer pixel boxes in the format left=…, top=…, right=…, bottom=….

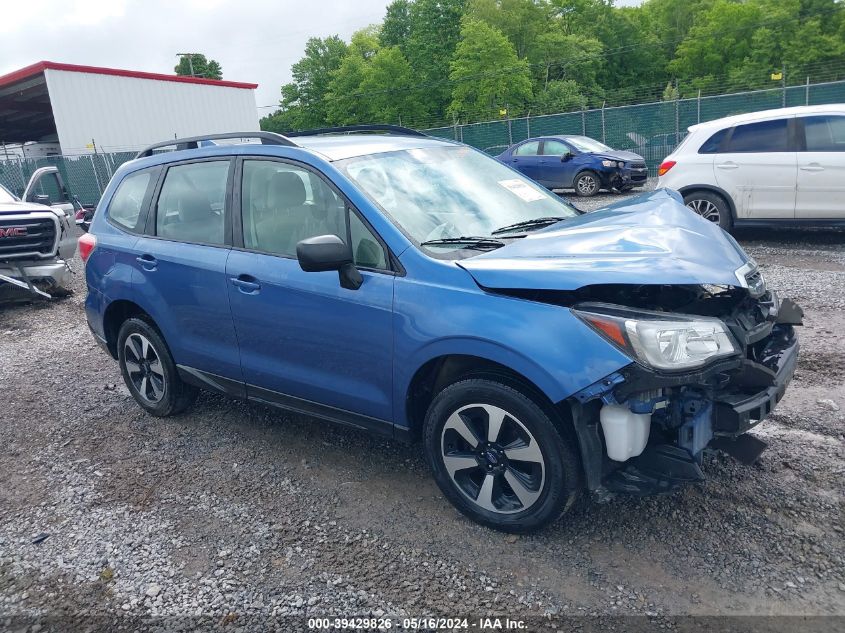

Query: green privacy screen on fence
left=2, top=79, right=844, bottom=206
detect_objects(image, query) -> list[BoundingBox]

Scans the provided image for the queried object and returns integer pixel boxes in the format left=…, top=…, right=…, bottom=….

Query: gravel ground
left=1, top=190, right=844, bottom=632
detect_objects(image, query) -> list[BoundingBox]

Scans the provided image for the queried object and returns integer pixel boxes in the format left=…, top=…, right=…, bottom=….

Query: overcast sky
left=1, top=0, right=643, bottom=114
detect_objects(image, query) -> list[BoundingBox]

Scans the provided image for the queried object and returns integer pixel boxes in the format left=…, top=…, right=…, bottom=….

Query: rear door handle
left=800, top=163, right=824, bottom=171
left=231, top=275, right=261, bottom=294
left=136, top=254, right=157, bottom=271
left=716, top=162, right=738, bottom=170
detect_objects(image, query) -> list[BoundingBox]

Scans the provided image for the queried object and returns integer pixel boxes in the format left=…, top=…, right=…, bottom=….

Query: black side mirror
left=561, top=152, right=574, bottom=162
left=296, top=234, right=362, bottom=290
left=34, top=194, right=51, bottom=205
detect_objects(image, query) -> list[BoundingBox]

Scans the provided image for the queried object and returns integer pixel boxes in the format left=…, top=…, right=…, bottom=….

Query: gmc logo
left=0, top=227, right=27, bottom=238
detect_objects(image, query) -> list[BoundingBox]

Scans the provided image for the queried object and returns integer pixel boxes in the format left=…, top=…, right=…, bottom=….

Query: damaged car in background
left=0, top=167, right=77, bottom=301
left=82, top=131, right=801, bottom=533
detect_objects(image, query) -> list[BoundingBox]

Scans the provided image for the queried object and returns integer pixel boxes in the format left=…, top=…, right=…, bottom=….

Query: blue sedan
left=497, top=135, right=648, bottom=197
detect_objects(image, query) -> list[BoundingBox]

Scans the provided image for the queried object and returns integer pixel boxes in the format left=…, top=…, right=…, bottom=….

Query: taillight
left=657, top=160, right=676, bottom=177
left=78, top=232, right=97, bottom=263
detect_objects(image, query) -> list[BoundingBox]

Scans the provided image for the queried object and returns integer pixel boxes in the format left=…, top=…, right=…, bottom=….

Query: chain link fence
left=0, top=151, right=135, bottom=206
left=2, top=79, right=844, bottom=204
left=425, top=79, right=845, bottom=175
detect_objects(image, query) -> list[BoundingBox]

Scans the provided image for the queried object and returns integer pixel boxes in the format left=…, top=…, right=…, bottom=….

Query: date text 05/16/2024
left=307, top=617, right=529, bottom=630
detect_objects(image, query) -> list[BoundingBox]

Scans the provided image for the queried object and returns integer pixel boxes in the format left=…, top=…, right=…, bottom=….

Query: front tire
left=117, top=317, right=197, bottom=417
left=423, top=378, right=581, bottom=533
left=574, top=170, right=601, bottom=197
left=683, top=190, right=732, bottom=231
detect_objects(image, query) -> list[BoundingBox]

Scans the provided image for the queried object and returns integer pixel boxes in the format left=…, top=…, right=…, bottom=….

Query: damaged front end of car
left=564, top=271, right=802, bottom=497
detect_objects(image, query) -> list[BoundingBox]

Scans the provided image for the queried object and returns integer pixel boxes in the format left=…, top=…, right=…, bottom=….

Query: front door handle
left=231, top=275, right=261, bottom=294
left=716, top=161, right=738, bottom=170
left=800, top=163, right=824, bottom=172
left=136, top=254, right=157, bottom=271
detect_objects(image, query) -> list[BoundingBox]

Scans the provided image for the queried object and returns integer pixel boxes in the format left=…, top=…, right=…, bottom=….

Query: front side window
left=109, top=170, right=153, bottom=231
left=724, top=119, right=789, bottom=153
left=339, top=145, right=579, bottom=256
left=542, top=140, right=571, bottom=156
left=241, top=160, right=346, bottom=257
left=513, top=141, right=540, bottom=156
left=155, top=161, right=229, bottom=245
left=26, top=171, right=68, bottom=204
left=803, top=115, right=845, bottom=152
left=349, top=210, right=388, bottom=270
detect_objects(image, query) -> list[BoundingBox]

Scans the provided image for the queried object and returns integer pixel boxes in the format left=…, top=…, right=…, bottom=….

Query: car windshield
left=564, top=136, right=613, bottom=153
left=337, top=145, right=578, bottom=252
left=0, top=184, right=17, bottom=203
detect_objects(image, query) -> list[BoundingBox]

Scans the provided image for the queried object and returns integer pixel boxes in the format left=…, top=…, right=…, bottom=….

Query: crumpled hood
left=592, top=150, right=644, bottom=163
left=458, top=189, right=751, bottom=291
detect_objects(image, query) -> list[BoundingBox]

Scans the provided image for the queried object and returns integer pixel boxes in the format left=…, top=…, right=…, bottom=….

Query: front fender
left=392, top=271, right=632, bottom=429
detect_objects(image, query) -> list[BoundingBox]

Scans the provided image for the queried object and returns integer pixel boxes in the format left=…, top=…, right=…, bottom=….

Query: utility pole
left=176, top=53, right=198, bottom=77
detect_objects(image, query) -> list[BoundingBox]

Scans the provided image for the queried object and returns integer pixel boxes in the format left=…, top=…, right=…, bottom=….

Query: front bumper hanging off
left=570, top=296, right=802, bottom=497
left=0, top=260, right=72, bottom=300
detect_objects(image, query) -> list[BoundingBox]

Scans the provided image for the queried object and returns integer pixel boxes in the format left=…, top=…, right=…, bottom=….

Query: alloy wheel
left=576, top=174, right=598, bottom=196
left=440, top=404, right=545, bottom=514
left=123, top=333, right=166, bottom=404
left=686, top=198, right=721, bottom=223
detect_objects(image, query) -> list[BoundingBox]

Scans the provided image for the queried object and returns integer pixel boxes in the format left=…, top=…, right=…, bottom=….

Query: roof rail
left=286, top=124, right=427, bottom=138
left=135, top=131, right=297, bottom=159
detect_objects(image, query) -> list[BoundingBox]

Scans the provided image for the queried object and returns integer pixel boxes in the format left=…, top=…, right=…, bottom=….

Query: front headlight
left=574, top=307, right=738, bottom=371
left=601, top=159, right=618, bottom=168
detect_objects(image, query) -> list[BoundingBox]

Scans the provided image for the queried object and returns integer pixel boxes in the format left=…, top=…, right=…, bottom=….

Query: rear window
left=724, top=119, right=789, bottom=153
left=513, top=141, right=540, bottom=156
left=108, top=170, right=154, bottom=231
left=803, top=115, right=845, bottom=151
left=698, top=128, right=728, bottom=154
left=155, top=161, right=229, bottom=245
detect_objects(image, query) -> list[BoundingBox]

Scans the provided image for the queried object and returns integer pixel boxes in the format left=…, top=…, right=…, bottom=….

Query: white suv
left=657, top=104, right=845, bottom=230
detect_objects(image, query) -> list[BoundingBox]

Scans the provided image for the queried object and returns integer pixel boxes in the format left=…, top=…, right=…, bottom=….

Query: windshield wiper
left=491, top=216, right=569, bottom=235
left=420, top=236, right=505, bottom=250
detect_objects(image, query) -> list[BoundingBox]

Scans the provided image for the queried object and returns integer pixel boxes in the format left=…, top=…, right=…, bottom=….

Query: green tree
left=668, top=0, right=763, bottom=89
left=468, top=0, right=551, bottom=59
left=325, top=52, right=373, bottom=125
left=528, top=31, right=603, bottom=91
left=174, top=54, right=222, bottom=80
left=279, top=35, right=348, bottom=129
left=324, top=27, right=383, bottom=125
left=661, top=81, right=679, bottom=101
left=405, top=0, right=467, bottom=117
left=532, top=79, right=587, bottom=114
left=362, top=47, right=427, bottom=124
left=447, top=18, right=533, bottom=121
left=549, top=0, right=612, bottom=36
left=669, top=0, right=845, bottom=93
left=380, top=0, right=412, bottom=48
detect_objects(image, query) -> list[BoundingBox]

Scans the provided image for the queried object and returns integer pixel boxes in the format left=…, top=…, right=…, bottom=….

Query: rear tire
left=117, top=317, right=197, bottom=417
left=423, top=378, right=581, bottom=533
left=574, top=170, right=601, bottom=197
left=683, top=190, right=732, bottom=231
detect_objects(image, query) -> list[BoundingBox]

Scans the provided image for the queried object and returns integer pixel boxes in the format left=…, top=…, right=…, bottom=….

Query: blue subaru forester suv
left=81, top=127, right=802, bottom=532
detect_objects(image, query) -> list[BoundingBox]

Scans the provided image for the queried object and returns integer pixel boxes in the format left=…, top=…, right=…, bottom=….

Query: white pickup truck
left=0, top=167, right=78, bottom=300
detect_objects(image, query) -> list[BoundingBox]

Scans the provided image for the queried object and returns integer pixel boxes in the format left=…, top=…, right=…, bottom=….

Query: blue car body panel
left=84, top=136, right=751, bottom=438
left=226, top=248, right=395, bottom=422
